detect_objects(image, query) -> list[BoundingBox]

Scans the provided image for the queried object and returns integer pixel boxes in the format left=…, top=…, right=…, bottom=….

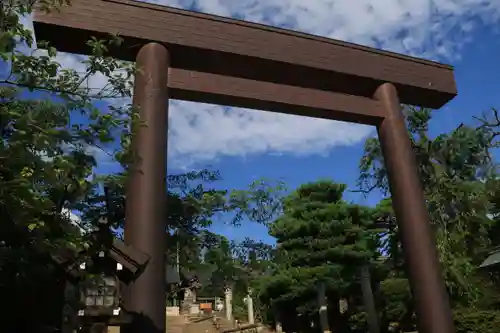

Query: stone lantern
left=54, top=221, right=149, bottom=333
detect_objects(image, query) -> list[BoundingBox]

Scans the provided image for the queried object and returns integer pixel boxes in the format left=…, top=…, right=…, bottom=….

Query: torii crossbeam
left=34, top=1, right=457, bottom=332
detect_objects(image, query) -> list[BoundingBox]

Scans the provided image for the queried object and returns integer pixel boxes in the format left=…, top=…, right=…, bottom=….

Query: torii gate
left=33, top=1, right=457, bottom=332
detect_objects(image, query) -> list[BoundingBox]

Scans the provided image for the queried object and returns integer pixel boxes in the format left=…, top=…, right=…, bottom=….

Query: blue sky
left=9, top=0, right=500, bottom=244
left=157, top=0, right=500, bottom=244
left=197, top=23, right=500, bottom=244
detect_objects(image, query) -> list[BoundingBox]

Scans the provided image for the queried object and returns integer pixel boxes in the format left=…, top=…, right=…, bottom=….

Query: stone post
left=245, top=290, right=255, bottom=324
left=225, top=286, right=233, bottom=321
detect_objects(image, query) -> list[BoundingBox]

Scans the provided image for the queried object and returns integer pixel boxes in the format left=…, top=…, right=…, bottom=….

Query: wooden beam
left=33, top=0, right=457, bottom=110
left=168, top=69, right=384, bottom=125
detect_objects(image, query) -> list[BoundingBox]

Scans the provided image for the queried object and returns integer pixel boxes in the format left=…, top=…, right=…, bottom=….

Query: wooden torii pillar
left=34, top=1, right=457, bottom=332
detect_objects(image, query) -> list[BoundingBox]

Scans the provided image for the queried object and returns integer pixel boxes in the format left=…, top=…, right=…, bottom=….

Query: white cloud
left=61, top=208, right=81, bottom=223
left=150, top=0, right=500, bottom=58
left=168, top=102, right=373, bottom=167
left=61, top=208, right=87, bottom=233
left=26, top=0, right=500, bottom=168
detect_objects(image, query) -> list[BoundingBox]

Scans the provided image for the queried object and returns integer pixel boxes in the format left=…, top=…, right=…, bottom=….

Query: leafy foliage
left=359, top=106, right=499, bottom=302
left=378, top=278, right=414, bottom=332
left=0, top=1, right=287, bottom=330
left=454, top=310, right=500, bottom=333
left=1, top=1, right=137, bottom=331
left=357, top=105, right=500, bottom=330
left=254, top=180, right=380, bottom=331
left=4, top=2, right=500, bottom=333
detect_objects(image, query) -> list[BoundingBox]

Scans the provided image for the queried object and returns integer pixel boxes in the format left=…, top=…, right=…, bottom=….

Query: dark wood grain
left=168, top=69, right=384, bottom=125
left=33, top=0, right=457, bottom=121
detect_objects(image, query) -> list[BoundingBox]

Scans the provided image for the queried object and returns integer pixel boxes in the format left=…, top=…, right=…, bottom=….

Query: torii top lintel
left=33, top=0, right=457, bottom=125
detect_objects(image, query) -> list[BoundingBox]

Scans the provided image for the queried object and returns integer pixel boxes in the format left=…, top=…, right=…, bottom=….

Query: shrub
left=454, top=309, right=500, bottom=333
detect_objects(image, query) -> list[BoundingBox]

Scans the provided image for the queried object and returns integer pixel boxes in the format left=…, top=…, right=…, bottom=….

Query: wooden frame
left=34, top=2, right=458, bottom=333
left=34, top=0, right=456, bottom=123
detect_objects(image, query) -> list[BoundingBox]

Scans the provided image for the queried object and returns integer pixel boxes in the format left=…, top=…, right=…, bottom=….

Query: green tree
left=359, top=106, right=498, bottom=301
left=358, top=106, right=500, bottom=330
left=201, top=234, right=240, bottom=295
left=1, top=1, right=137, bottom=331
left=82, top=168, right=285, bottom=275
left=1, top=1, right=287, bottom=331
left=229, top=238, right=276, bottom=322
left=256, top=180, right=379, bottom=332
